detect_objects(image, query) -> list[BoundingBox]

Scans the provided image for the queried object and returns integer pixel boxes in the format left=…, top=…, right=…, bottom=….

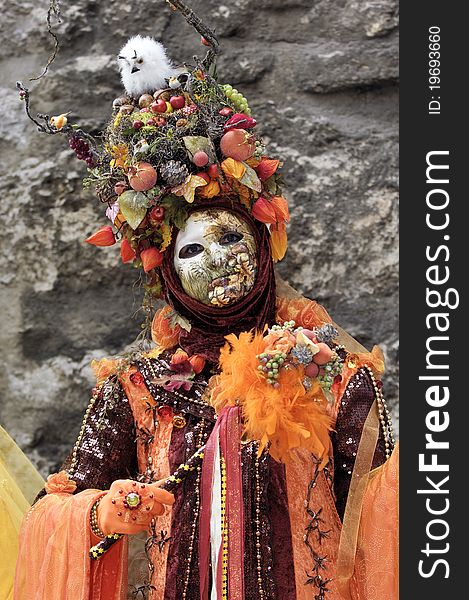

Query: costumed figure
left=11, top=2, right=398, bottom=599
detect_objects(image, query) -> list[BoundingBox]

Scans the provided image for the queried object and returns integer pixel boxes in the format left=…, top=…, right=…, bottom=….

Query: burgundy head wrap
left=161, top=198, right=277, bottom=363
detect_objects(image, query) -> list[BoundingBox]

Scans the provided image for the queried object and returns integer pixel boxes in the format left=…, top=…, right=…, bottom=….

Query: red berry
left=170, top=95, right=185, bottom=110
left=157, top=405, right=173, bottom=422
left=201, top=36, right=210, bottom=47
left=149, top=206, right=165, bottom=224
left=147, top=118, right=156, bottom=126
left=133, top=120, right=144, bottom=129
left=207, top=164, right=219, bottom=179
left=219, top=107, right=233, bottom=117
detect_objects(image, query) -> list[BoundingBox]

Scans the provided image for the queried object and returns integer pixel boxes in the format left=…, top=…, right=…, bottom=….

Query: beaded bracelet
left=90, top=497, right=106, bottom=539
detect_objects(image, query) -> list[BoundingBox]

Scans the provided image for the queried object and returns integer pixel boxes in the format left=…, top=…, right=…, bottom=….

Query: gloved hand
left=96, top=479, right=174, bottom=536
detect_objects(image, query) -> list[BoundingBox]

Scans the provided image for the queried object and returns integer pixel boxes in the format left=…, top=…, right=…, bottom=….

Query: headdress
left=17, top=0, right=290, bottom=331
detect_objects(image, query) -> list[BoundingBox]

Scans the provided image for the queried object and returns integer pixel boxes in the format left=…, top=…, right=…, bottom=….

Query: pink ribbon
left=199, top=406, right=245, bottom=600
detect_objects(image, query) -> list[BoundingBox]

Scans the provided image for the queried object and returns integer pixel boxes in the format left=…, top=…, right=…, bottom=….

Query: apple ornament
left=128, top=162, right=157, bottom=192
left=151, top=99, right=167, bottom=113
left=220, top=129, right=256, bottom=161
left=170, top=95, right=185, bottom=110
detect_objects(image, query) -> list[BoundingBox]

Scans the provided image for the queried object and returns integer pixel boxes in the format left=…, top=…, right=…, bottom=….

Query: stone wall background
left=0, top=0, right=398, bottom=476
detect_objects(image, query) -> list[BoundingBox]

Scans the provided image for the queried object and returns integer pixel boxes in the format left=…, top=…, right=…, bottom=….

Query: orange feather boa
left=210, top=330, right=332, bottom=466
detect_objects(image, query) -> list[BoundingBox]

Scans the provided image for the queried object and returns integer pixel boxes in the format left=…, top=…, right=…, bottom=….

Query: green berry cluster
left=317, top=354, right=343, bottom=392
left=257, top=352, right=288, bottom=387
left=221, top=84, right=251, bottom=115
left=270, top=320, right=296, bottom=332
left=254, top=139, right=266, bottom=160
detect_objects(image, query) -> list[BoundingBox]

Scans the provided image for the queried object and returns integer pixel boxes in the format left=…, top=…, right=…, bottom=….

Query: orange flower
left=197, top=178, right=221, bottom=198
left=262, top=329, right=296, bottom=355
left=140, top=247, right=163, bottom=272
left=45, top=470, right=77, bottom=494
left=255, top=158, right=279, bottom=181
left=213, top=330, right=332, bottom=464
left=252, top=197, right=277, bottom=224
left=276, top=297, right=332, bottom=331
left=85, top=226, right=116, bottom=247
left=269, top=221, right=288, bottom=261
left=120, top=238, right=135, bottom=263
left=271, top=196, right=290, bottom=223
left=151, top=305, right=181, bottom=350
left=110, top=143, right=129, bottom=170
left=189, top=354, right=206, bottom=374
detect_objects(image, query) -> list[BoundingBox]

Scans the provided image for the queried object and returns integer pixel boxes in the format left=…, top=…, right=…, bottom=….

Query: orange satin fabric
left=120, top=368, right=174, bottom=600
left=285, top=449, right=343, bottom=600
left=14, top=490, right=127, bottom=600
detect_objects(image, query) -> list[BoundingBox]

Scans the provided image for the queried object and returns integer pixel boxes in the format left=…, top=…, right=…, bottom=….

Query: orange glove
left=96, top=479, right=174, bottom=536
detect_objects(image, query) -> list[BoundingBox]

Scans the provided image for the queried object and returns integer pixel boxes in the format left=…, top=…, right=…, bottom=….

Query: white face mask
left=173, top=209, right=258, bottom=306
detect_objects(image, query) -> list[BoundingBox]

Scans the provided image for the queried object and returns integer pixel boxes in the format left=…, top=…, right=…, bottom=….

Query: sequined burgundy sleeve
left=64, top=375, right=138, bottom=493
left=332, top=367, right=387, bottom=521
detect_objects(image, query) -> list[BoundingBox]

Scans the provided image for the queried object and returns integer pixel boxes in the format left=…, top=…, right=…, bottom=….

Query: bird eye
left=137, top=58, right=144, bottom=64
left=179, top=243, right=204, bottom=259
left=219, top=231, right=243, bottom=245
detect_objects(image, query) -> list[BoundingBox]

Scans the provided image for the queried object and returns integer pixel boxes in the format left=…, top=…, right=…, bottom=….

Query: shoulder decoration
left=211, top=321, right=343, bottom=465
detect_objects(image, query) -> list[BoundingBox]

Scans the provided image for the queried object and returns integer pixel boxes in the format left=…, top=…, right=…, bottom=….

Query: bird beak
left=131, top=66, right=140, bottom=74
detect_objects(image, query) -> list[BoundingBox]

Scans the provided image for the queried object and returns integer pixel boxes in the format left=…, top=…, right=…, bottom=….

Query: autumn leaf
left=119, top=190, right=150, bottom=230
left=239, top=162, right=262, bottom=192
left=221, top=158, right=246, bottom=180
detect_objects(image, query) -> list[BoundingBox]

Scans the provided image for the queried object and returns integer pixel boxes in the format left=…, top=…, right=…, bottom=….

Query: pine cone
left=160, top=160, right=189, bottom=186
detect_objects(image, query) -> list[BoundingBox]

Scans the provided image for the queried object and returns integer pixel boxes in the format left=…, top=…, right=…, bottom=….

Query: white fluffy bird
left=118, top=35, right=176, bottom=97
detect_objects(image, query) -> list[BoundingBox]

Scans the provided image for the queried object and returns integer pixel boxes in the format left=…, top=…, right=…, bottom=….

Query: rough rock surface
left=0, top=0, right=398, bottom=475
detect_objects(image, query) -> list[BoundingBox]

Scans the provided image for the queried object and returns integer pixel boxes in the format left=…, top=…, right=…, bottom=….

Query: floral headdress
left=17, top=0, right=290, bottom=304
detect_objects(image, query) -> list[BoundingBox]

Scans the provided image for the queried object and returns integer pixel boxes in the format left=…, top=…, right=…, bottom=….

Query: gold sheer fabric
left=0, top=426, right=44, bottom=600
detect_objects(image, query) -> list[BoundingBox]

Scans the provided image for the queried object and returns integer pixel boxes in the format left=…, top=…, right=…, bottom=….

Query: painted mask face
left=173, top=209, right=258, bottom=306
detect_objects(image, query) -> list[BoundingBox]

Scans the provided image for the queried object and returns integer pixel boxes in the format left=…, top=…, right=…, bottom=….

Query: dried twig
left=30, top=0, right=62, bottom=81
left=165, top=0, right=219, bottom=68
left=16, top=81, right=61, bottom=134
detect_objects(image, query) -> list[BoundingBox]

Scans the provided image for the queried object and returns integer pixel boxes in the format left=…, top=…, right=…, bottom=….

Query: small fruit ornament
left=169, top=95, right=185, bottom=109
left=151, top=99, right=167, bottom=113
left=220, top=129, right=256, bottom=161
left=128, top=162, right=157, bottom=191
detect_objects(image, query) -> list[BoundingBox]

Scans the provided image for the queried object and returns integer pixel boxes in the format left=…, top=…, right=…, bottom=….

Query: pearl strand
left=365, top=366, right=395, bottom=459
left=255, top=446, right=265, bottom=600
left=181, top=419, right=206, bottom=600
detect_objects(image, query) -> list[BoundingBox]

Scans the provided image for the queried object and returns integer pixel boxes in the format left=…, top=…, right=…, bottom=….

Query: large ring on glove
left=124, top=491, right=141, bottom=509
left=111, top=482, right=155, bottom=524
